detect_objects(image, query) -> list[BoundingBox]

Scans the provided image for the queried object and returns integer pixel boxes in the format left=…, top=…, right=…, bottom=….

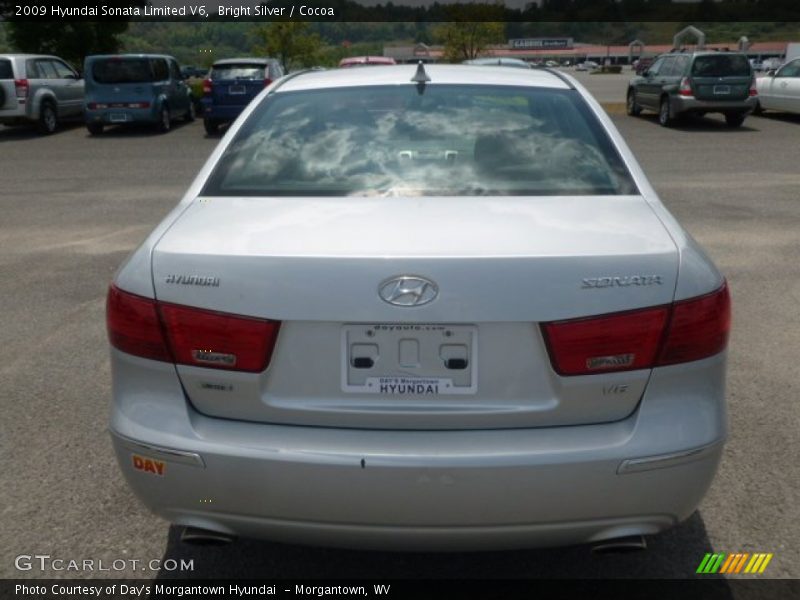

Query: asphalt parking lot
left=1, top=82, right=799, bottom=584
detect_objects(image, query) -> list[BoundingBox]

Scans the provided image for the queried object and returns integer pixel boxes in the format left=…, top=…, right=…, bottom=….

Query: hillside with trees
left=115, top=21, right=800, bottom=69
left=1, top=20, right=798, bottom=69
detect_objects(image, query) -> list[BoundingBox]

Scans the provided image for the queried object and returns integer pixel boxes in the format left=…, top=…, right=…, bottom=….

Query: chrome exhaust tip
left=591, top=535, right=647, bottom=555
left=180, top=526, right=236, bottom=546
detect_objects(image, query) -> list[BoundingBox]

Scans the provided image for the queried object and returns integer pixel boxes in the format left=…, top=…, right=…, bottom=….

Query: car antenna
left=411, top=61, right=430, bottom=95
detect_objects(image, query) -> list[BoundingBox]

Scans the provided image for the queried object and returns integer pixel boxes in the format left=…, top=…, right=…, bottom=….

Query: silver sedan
left=755, top=57, right=800, bottom=115
left=106, top=64, right=730, bottom=551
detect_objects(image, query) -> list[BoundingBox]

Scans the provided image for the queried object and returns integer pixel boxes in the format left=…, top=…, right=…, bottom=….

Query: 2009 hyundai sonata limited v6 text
left=107, top=64, right=730, bottom=551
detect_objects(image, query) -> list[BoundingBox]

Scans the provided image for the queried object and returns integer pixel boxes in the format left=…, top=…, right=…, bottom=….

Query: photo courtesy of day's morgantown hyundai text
left=106, top=64, right=731, bottom=551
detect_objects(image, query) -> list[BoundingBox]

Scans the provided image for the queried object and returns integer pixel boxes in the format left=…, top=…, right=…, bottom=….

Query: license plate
left=363, top=376, right=453, bottom=395
left=109, top=113, right=128, bottom=123
left=341, top=324, right=477, bottom=395
left=714, top=85, right=731, bottom=95
left=228, top=85, right=246, bottom=95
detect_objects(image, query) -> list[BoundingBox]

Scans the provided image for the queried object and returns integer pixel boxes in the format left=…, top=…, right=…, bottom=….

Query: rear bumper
left=109, top=349, right=727, bottom=551
left=201, top=101, right=246, bottom=122
left=85, top=106, right=159, bottom=125
left=0, top=101, right=32, bottom=123
left=672, top=95, right=757, bottom=115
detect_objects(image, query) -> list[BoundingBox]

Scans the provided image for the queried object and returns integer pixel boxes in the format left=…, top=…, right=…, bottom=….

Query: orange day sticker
left=132, top=454, right=165, bottom=476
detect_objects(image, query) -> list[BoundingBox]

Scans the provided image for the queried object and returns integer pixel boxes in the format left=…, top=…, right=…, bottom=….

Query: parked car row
left=1, top=52, right=284, bottom=136
left=4, top=50, right=800, bottom=137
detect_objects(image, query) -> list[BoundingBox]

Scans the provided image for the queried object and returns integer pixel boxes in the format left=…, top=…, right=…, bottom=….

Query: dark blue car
left=201, top=58, right=284, bottom=135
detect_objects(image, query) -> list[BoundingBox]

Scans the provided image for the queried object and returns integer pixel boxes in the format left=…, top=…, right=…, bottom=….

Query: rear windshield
left=211, top=65, right=265, bottom=80
left=0, top=59, right=13, bottom=79
left=92, top=59, right=156, bottom=84
left=692, top=55, right=751, bottom=77
left=203, top=84, right=637, bottom=197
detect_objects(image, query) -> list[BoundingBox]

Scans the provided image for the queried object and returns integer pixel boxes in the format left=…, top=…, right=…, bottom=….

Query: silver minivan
left=0, top=54, right=84, bottom=134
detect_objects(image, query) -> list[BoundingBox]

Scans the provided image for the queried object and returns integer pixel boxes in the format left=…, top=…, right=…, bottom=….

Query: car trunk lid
left=151, top=195, right=679, bottom=429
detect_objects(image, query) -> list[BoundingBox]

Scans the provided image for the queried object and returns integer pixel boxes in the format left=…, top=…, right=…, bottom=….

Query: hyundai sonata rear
left=107, top=65, right=729, bottom=550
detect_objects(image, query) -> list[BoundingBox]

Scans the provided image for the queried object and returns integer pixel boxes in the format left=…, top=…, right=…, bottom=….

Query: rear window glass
left=0, top=59, right=14, bottom=79
left=692, top=55, right=751, bottom=77
left=203, top=84, right=637, bottom=198
left=211, top=65, right=265, bottom=80
left=92, top=59, right=154, bottom=83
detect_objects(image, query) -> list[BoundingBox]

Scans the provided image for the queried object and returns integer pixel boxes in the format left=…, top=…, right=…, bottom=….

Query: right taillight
left=106, top=285, right=281, bottom=373
left=202, top=78, right=212, bottom=95
left=542, top=283, right=730, bottom=376
left=657, top=283, right=731, bottom=366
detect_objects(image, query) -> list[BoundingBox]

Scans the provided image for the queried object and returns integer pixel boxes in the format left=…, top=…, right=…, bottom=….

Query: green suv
left=626, top=51, right=757, bottom=127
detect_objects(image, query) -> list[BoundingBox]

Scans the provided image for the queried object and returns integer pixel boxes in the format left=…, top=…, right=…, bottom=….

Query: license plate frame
left=713, top=85, right=731, bottom=95
left=228, top=84, right=246, bottom=95
left=109, top=113, right=128, bottom=123
left=341, top=323, right=478, bottom=396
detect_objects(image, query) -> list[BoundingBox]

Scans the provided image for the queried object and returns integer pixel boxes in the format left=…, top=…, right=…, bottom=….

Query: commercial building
left=384, top=40, right=792, bottom=66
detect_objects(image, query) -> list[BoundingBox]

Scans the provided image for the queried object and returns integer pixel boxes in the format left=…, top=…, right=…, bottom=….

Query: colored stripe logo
left=697, top=553, right=773, bottom=574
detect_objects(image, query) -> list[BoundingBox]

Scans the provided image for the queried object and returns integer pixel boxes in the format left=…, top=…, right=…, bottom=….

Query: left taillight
left=159, top=303, right=280, bottom=373
left=541, top=283, right=731, bottom=376
left=15, top=78, right=29, bottom=99
left=678, top=77, right=694, bottom=97
left=202, top=78, right=212, bottom=95
left=106, top=286, right=172, bottom=362
left=106, top=285, right=281, bottom=373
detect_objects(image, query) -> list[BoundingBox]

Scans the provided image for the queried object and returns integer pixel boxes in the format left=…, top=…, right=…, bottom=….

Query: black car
left=626, top=51, right=757, bottom=127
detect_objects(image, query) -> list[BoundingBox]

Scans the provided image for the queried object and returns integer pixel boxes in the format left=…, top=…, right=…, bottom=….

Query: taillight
left=264, top=78, right=273, bottom=88
left=127, top=102, right=150, bottom=109
left=159, top=303, right=280, bottom=373
left=749, top=79, right=758, bottom=97
left=14, top=78, right=29, bottom=99
left=542, top=307, right=669, bottom=376
left=106, top=285, right=281, bottom=373
left=542, top=283, right=730, bottom=376
left=202, top=78, right=212, bottom=95
left=678, top=77, right=694, bottom=97
left=106, top=286, right=172, bottom=362
left=658, top=283, right=730, bottom=366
